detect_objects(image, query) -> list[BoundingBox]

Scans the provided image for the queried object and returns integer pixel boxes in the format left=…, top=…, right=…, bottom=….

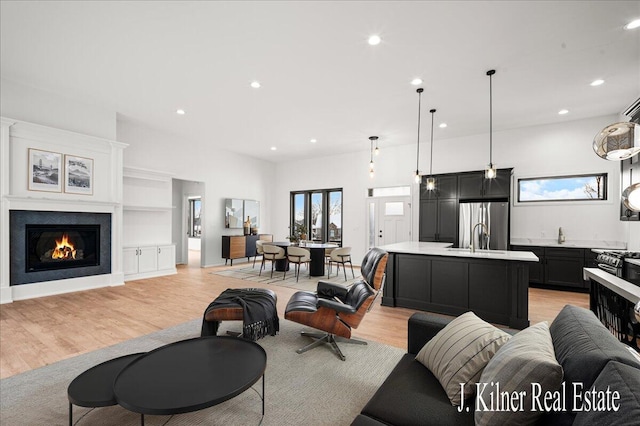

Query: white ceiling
left=1, top=1, right=639, bottom=163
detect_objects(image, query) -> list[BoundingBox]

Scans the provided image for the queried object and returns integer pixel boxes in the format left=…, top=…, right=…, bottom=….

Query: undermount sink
left=446, top=248, right=507, bottom=255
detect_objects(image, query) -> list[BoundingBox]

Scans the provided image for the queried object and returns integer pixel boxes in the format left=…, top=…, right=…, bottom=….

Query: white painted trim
left=124, top=268, right=177, bottom=282
left=1, top=116, right=128, bottom=149
left=9, top=273, right=125, bottom=302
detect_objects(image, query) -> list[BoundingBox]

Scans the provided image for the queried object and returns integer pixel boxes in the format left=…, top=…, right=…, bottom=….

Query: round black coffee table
left=114, top=336, right=266, bottom=424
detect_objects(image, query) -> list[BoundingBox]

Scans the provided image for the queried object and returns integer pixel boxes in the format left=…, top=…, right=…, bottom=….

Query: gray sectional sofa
left=352, top=305, right=640, bottom=425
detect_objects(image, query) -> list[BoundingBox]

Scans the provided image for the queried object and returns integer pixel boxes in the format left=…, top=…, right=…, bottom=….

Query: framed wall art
left=28, top=148, right=62, bottom=192
left=64, top=154, right=94, bottom=195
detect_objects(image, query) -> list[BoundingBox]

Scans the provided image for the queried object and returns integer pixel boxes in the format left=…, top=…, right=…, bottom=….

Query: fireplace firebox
left=26, top=224, right=100, bottom=272
left=10, top=210, right=112, bottom=285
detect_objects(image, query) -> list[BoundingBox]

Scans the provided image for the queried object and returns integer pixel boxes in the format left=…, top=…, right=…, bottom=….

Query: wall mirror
left=244, top=200, right=260, bottom=227
left=224, top=199, right=244, bottom=228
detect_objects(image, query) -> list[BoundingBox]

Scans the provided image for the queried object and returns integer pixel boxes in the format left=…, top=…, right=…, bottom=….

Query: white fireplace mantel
left=1, top=117, right=128, bottom=303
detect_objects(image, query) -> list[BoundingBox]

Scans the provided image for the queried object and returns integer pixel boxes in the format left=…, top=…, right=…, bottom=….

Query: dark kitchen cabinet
left=420, top=174, right=458, bottom=200
left=419, top=199, right=457, bottom=244
left=511, top=245, right=593, bottom=291
left=620, top=158, right=639, bottom=221
left=458, top=169, right=511, bottom=200
left=419, top=175, right=458, bottom=244
left=545, top=248, right=585, bottom=289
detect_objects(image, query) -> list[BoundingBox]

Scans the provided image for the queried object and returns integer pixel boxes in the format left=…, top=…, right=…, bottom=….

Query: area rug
left=211, top=263, right=362, bottom=292
left=0, top=318, right=404, bottom=425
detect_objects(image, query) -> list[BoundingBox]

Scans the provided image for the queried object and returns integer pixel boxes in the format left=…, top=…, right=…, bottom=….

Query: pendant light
left=369, top=136, right=377, bottom=178
left=593, top=122, right=640, bottom=160
left=374, top=138, right=380, bottom=156
left=485, top=69, right=497, bottom=179
left=425, top=109, right=437, bottom=190
left=414, top=88, right=424, bottom=184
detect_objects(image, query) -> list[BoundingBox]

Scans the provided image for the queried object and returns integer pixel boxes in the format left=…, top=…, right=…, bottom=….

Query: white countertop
left=627, top=259, right=640, bottom=267
left=378, top=241, right=539, bottom=262
left=584, top=268, right=640, bottom=303
left=511, top=238, right=626, bottom=250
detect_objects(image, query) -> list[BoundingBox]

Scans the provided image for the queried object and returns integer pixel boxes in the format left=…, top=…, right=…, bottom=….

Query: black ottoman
left=201, top=288, right=279, bottom=341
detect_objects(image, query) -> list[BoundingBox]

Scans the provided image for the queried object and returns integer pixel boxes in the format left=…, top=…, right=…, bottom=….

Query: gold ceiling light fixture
left=593, top=121, right=640, bottom=161
left=414, top=88, right=424, bottom=184
left=485, top=69, right=497, bottom=179
left=369, top=136, right=378, bottom=178
left=425, top=109, right=437, bottom=191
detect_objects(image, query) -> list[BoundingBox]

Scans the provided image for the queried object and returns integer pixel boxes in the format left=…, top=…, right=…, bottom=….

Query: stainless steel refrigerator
left=458, top=201, right=509, bottom=250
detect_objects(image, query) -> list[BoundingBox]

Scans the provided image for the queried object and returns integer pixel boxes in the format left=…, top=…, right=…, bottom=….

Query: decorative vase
left=243, top=216, right=251, bottom=235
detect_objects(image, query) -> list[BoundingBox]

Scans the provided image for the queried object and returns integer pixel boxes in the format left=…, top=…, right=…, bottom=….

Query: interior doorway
left=172, top=179, right=205, bottom=268
left=366, top=191, right=412, bottom=249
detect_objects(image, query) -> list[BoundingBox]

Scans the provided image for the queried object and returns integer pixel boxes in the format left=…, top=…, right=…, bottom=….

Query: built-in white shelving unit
left=122, top=167, right=176, bottom=281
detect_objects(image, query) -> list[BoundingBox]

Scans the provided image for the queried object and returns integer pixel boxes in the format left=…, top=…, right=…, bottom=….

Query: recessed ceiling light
left=250, top=81, right=261, bottom=89
left=624, top=18, right=640, bottom=30
left=590, top=79, right=605, bottom=86
left=411, top=78, right=423, bottom=86
left=270, top=146, right=277, bottom=151
left=310, top=139, right=317, bottom=143
left=368, top=35, right=381, bottom=45
left=439, top=123, right=447, bottom=128
left=558, top=109, right=569, bottom=115
left=176, top=109, right=185, bottom=115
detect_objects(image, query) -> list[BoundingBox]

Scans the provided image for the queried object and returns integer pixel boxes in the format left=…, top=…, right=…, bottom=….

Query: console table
left=222, top=234, right=272, bottom=265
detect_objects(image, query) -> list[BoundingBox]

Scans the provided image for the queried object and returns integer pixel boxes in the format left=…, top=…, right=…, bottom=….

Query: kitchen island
left=379, top=242, right=538, bottom=329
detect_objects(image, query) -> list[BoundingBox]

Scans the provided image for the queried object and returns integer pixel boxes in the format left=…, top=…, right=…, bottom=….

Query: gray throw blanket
left=201, top=288, right=279, bottom=341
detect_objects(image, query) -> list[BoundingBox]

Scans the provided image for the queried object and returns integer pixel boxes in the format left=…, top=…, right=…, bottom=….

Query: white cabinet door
left=138, top=246, right=158, bottom=273
left=123, top=247, right=140, bottom=275
left=157, top=244, right=175, bottom=271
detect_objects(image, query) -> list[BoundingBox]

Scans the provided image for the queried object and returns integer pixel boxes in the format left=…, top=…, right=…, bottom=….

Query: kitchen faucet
left=470, top=222, right=489, bottom=253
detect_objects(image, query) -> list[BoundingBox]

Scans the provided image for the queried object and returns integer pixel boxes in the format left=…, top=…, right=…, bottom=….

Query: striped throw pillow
left=475, top=321, right=564, bottom=426
left=415, top=311, right=511, bottom=406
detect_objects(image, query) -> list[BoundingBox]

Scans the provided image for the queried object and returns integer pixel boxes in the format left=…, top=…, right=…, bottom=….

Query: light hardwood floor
left=0, top=258, right=588, bottom=379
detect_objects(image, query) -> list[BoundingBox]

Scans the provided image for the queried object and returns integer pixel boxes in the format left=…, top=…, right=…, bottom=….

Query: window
left=517, top=173, right=607, bottom=202
left=188, top=198, right=201, bottom=237
left=290, top=188, right=342, bottom=245
left=368, top=186, right=411, bottom=197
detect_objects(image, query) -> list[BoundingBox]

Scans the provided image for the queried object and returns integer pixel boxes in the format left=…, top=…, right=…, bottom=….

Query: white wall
left=117, top=118, right=275, bottom=267
left=272, top=114, right=633, bottom=262
left=0, top=78, right=116, bottom=140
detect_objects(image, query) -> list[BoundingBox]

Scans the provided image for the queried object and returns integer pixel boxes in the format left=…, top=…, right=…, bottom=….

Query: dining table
left=264, top=241, right=339, bottom=276
left=299, top=242, right=339, bottom=277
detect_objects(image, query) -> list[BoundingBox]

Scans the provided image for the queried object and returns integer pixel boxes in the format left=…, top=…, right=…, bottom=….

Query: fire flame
left=51, top=234, right=77, bottom=260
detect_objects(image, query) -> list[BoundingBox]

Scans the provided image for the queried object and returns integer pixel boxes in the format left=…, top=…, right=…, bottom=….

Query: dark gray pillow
left=573, top=361, right=640, bottom=426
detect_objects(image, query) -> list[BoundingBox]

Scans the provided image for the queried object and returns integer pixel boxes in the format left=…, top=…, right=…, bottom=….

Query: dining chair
left=261, top=244, right=287, bottom=279
left=328, top=246, right=354, bottom=281
left=253, top=240, right=264, bottom=268
left=287, top=246, right=311, bottom=282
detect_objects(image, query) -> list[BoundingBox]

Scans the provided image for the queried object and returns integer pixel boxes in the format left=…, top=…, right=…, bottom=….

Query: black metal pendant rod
left=415, top=88, right=424, bottom=177
left=429, top=108, right=436, bottom=176
left=487, top=69, right=495, bottom=166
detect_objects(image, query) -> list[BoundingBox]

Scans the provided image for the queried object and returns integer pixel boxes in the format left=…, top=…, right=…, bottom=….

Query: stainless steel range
left=596, top=251, right=640, bottom=280
left=591, top=251, right=640, bottom=349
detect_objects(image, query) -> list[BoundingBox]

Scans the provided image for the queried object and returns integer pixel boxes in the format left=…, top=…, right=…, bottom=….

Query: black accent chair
left=284, top=247, right=388, bottom=360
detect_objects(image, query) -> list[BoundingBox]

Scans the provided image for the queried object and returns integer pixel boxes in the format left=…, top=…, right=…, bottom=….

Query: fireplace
left=10, top=210, right=111, bottom=285
left=26, top=224, right=100, bottom=272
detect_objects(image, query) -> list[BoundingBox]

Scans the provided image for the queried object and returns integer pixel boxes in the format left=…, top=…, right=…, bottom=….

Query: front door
left=366, top=196, right=411, bottom=249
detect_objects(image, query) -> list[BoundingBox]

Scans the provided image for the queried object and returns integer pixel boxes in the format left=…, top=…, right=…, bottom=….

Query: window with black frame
left=517, top=173, right=607, bottom=202
left=290, top=188, right=342, bottom=245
